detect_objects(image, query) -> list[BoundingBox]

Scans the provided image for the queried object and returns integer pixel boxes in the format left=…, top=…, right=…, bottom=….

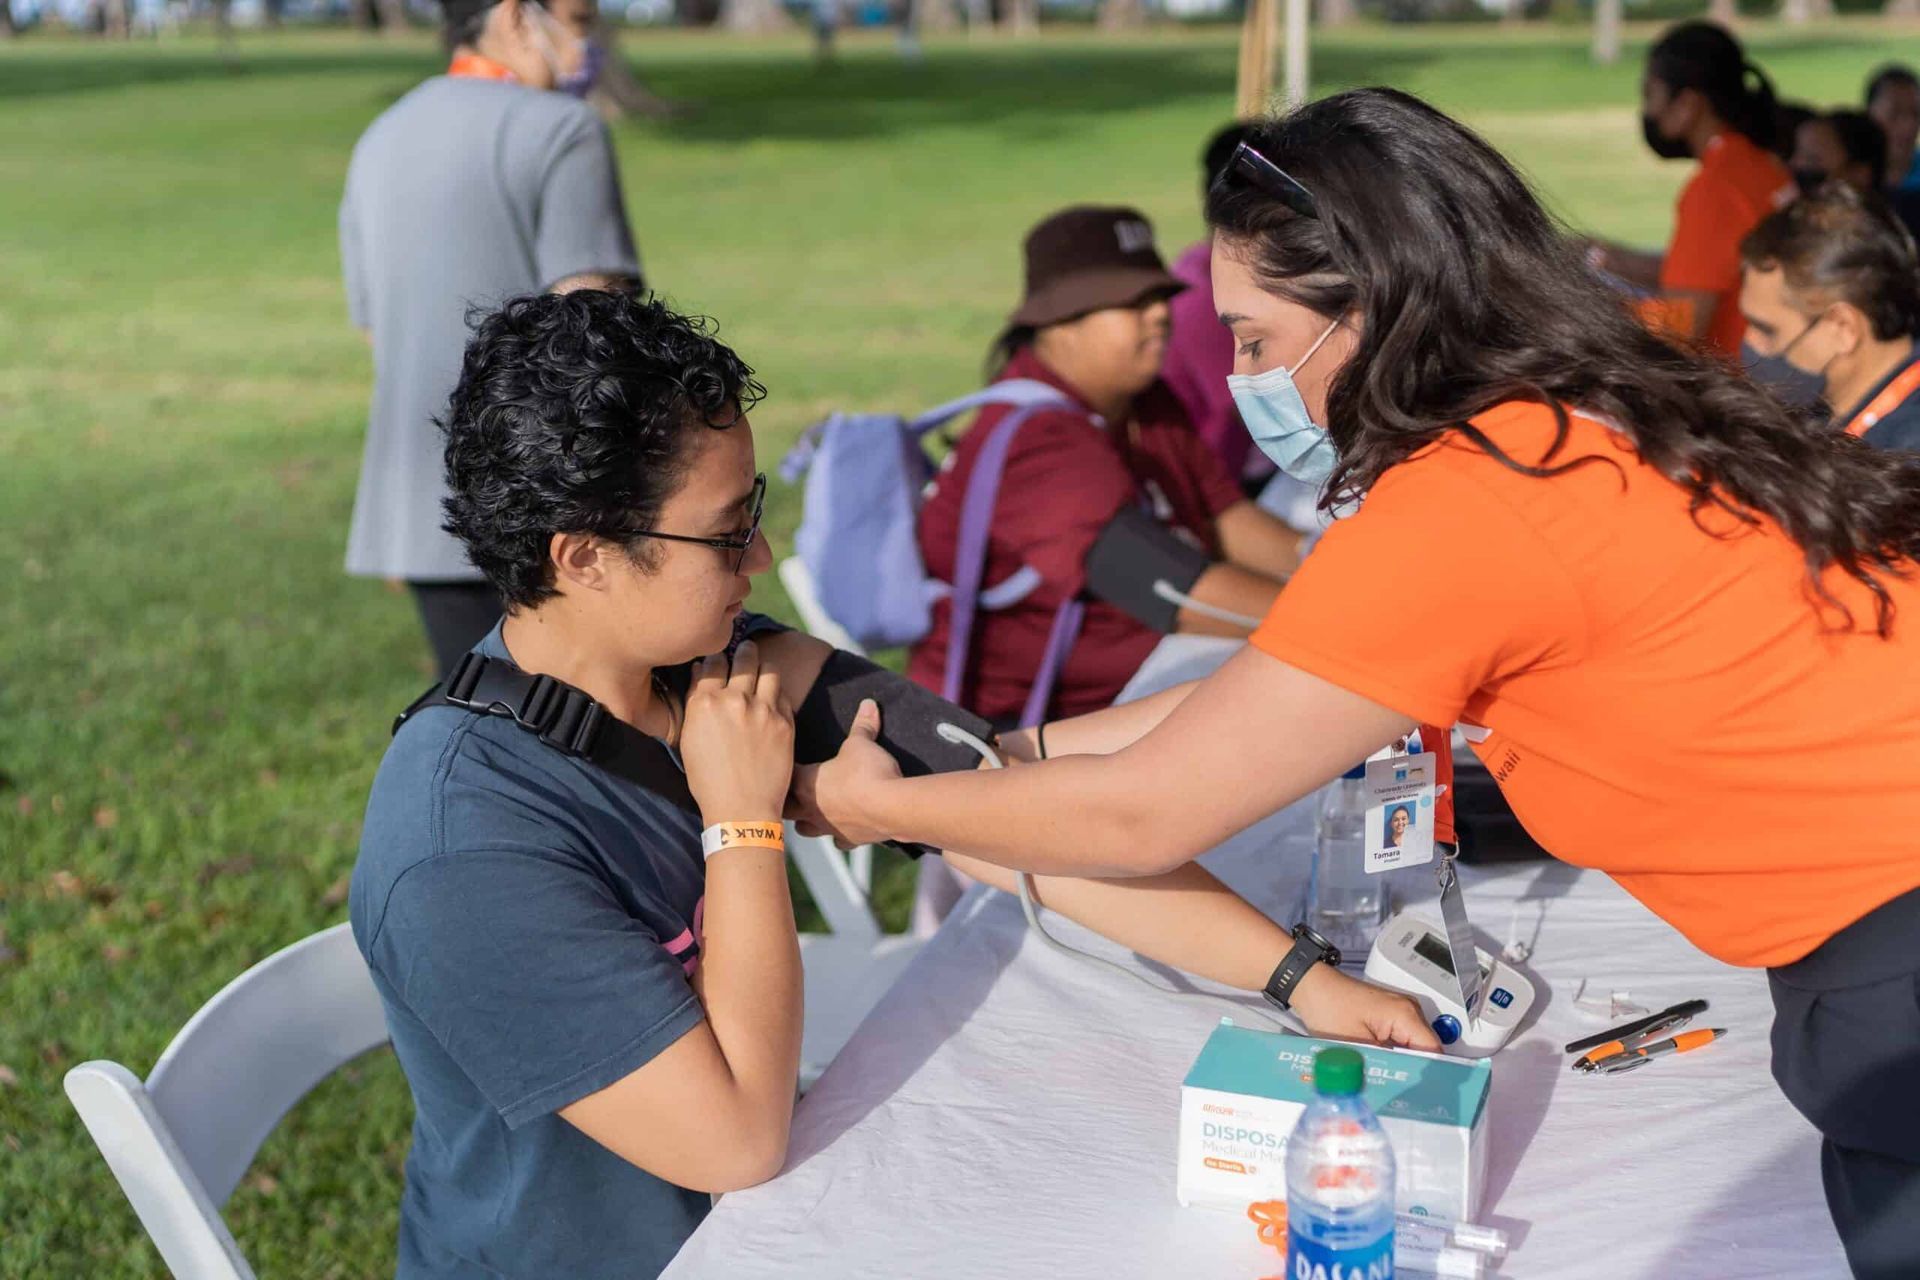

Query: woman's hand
left=1288, top=963, right=1442, bottom=1052
left=679, top=639, right=795, bottom=823
left=803, top=699, right=906, bottom=848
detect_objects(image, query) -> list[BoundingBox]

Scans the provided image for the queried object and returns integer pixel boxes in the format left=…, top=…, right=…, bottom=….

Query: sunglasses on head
left=1211, top=141, right=1321, bottom=222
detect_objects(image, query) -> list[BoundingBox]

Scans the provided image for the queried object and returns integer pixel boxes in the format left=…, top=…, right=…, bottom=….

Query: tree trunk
left=1316, top=0, right=1354, bottom=27
left=587, top=21, right=688, bottom=120
left=1888, top=0, right=1920, bottom=18
left=0, top=0, right=16, bottom=38
left=1781, top=0, right=1831, bottom=22
left=721, top=0, right=791, bottom=32
left=376, top=0, right=407, bottom=35
left=1707, top=0, right=1737, bottom=25
left=1591, top=0, right=1621, bottom=63
left=1235, top=0, right=1276, bottom=116
left=912, top=0, right=961, bottom=32
left=103, top=0, right=131, bottom=37
left=1098, top=0, right=1145, bottom=30
left=999, top=0, right=1038, bottom=35
left=350, top=0, right=377, bottom=30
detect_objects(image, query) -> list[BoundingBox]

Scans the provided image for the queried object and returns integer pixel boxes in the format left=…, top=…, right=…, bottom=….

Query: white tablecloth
left=664, top=637, right=1845, bottom=1279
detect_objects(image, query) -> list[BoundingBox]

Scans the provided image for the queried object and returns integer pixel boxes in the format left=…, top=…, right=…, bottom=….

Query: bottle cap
left=1313, top=1046, right=1365, bottom=1096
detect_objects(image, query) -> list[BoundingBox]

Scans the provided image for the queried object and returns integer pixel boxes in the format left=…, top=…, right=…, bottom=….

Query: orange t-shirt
left=1660, top=131, right=1796, bottom=358
left=1250, top=401, right=1920, bottom=968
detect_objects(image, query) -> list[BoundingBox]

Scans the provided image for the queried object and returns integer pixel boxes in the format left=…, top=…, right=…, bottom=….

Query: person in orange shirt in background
left=803, top=89, right=1920, bottom=1278
left=1588, top=22, right=1796, bottom=358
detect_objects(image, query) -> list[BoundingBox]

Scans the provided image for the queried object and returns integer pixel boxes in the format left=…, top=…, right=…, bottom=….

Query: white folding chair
left=777, top=555, right=865, bottom=658
left=788, top=825, right=923, bottom=1088
left=778, top=553, right=975, bottom=937
left=65, top=923, right=390, bottom=1280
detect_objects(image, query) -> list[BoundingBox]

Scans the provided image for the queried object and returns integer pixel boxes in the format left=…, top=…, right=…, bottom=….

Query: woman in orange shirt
left=1589, top=22, right=1797, bottom=357
left=806, top=89, right=1920, bottom=1277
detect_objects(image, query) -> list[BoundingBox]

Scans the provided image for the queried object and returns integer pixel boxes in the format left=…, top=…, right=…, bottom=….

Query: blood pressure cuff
left=1083, top=505, right=1209, bottom=634
left=793, top=651, right=997, bottom=859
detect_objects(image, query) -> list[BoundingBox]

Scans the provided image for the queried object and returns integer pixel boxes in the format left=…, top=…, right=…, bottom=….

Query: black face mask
left=1642, top=113, right=1693, bottom=161
left=1742, top=342, right=1828, bottom=412
left=1792, top=168, right=1828, bottom=196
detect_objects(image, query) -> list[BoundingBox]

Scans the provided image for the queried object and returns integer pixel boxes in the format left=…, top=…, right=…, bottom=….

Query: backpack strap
left=940, top=394, right=1080, bottom=721
left=393, top=652, right=699, bottom=815
left=904, top=378, right=1068, bottom=438
left=1019, top=598, right=1084, bottom=729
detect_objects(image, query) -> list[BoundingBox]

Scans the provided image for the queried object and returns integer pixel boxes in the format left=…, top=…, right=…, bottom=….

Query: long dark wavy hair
left=1206, top=88, right=1920, bottom=634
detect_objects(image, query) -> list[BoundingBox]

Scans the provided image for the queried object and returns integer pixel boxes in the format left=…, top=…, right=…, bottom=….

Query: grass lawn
left=2, top=16, right=1914, bottom=1275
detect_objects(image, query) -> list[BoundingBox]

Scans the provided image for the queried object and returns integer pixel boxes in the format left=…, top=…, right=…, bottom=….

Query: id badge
left=1361, top=737, right=1437, bottom=876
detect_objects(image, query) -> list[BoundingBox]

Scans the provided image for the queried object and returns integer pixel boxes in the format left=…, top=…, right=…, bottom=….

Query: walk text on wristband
left=700, top=820, right=787, bottom=860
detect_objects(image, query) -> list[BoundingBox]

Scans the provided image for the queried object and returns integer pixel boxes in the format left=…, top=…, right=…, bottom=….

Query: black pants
left=1769, top=884, right=1920, bottom=1279
left=409, top=581, right=501, bottom=678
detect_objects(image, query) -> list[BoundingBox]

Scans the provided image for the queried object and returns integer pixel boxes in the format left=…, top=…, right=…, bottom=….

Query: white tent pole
left=1283, top=0, right=1309, bottom=107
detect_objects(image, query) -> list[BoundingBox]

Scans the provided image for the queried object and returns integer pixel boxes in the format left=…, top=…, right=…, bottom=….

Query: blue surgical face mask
left=1227, top=318, right=1341, bottom=486
left=557, top=39, right=604, bottom=98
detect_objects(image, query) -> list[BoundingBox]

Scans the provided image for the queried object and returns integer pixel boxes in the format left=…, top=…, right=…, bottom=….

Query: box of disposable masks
left=1176, top=1021, right=1491, bottom=1222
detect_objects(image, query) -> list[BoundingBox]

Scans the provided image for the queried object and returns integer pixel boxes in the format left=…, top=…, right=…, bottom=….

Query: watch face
left=1292, top=923, right=1340, bottom=969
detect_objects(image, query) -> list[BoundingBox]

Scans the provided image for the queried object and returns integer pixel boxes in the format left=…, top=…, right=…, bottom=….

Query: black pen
left=1565, top=998, right=1709, bottom=1056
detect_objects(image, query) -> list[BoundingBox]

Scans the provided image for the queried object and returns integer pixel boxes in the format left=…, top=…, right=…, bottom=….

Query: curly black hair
left=440, top=290, right=766, bottom=609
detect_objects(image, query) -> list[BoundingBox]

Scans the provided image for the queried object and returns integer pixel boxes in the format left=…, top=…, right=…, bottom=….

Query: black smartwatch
left=1261, top=923, right=1342, bottom=1012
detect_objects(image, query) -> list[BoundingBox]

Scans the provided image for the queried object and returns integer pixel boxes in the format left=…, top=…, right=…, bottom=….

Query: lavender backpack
left=779, top=380, right=1083, bottom=727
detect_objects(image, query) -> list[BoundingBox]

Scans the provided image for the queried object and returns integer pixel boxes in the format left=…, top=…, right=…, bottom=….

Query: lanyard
left=1844, top=359, right=1920, bottom=438
left=447, top=52, right=517, bottom=82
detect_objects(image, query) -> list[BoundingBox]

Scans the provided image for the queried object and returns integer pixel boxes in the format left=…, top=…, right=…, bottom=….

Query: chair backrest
left=778, top=557, right=865, bottom=657
left=786, top=824, right=883, bottom=944
left=65, top=923, right=390, bottom=1279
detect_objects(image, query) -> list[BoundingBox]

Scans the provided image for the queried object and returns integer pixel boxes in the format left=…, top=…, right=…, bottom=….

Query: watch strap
left=1262, top=927, right=1340, bottom=1011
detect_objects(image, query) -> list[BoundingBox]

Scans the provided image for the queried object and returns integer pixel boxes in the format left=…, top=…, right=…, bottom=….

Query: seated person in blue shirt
left=349, top=289, right=1433, bottom=1280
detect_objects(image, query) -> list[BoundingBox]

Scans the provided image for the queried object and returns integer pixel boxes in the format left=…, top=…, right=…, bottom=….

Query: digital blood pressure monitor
left=1364, top=911, right=1536, bottom=1058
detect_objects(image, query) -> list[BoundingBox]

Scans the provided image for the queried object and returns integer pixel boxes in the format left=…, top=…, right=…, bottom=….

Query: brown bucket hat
left=1006, top=205, right=1186, bottom=330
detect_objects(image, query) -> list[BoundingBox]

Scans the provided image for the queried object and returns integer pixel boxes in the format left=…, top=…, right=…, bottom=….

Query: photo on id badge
left=1363, top=747, right=1435, bottom=873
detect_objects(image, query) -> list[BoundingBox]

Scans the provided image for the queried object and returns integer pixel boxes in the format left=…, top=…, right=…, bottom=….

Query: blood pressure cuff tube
left=793, top=650, right=998, bottom=859
left=1083, top=505, right=1210, bottom=634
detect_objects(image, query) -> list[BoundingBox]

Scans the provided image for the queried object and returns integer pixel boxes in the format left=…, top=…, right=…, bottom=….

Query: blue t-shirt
left=351, top=616, right=781, bottom=1279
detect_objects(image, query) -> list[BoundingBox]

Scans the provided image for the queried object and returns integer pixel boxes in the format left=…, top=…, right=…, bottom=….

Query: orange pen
left=1594, top=1028, right=1727, bottom=1075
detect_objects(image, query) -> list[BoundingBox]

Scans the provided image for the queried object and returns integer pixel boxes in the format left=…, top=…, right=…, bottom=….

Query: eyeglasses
left=1211, top=141, right=1320, bottom=222
left=629, top=472, right=766, bottom=573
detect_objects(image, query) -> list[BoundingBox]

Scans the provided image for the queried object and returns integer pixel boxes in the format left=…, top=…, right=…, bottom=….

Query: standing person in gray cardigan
left=339, top=0, right=642, bottom=673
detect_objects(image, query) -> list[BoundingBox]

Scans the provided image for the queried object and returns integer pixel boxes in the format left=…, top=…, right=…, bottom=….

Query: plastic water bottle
left=1286, top=1046, right=1397, bottom=1280
left=1310, top=765, right=1386, bottom=955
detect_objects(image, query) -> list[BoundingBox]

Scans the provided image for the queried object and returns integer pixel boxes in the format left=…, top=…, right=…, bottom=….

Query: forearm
left=868, top=754, right=1175, bottom=876
left=944, top=852, right=1289, bottom=990
left=996, top=681, right=1198, bottom=763
left=1176, top=561, right=1282, bottom=636
left=1591, top=240, right=1663, bottom=289
left=689, top=847, right=804, bottom=1137
left=834, top=650, right=1411, bottom=879
left=1216, top=501, right=1305, bottom=582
